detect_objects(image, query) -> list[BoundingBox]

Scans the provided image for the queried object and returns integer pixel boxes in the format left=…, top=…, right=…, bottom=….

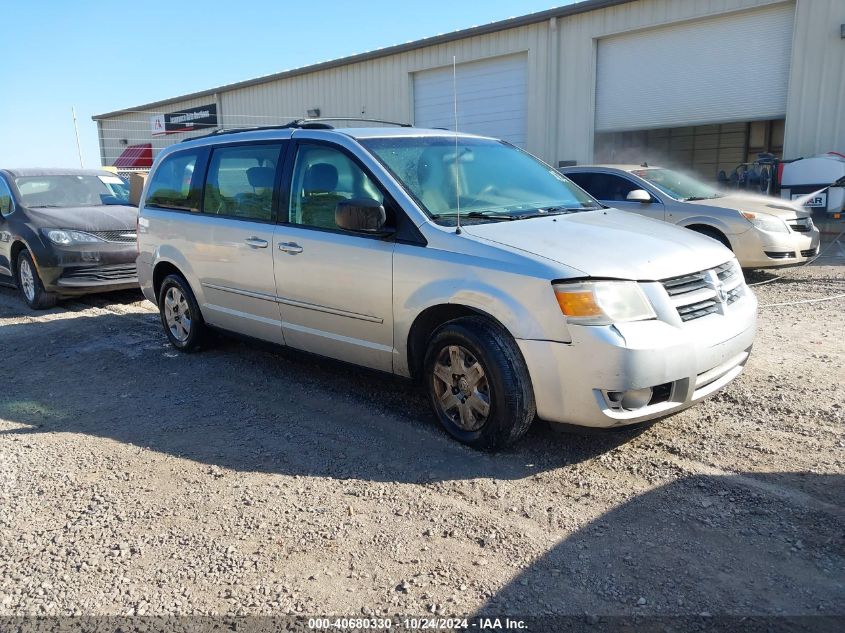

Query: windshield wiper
left=433, top=205, right=591, bottom=222
left=684, top=196, right=718, bottom=201
left=524, top=206, right=594, bottom=216
left=464, top=211, right=517, bottom=221
left=430, top=211, right=515, bottom=222
left=28, top=204, right=65, bottom=208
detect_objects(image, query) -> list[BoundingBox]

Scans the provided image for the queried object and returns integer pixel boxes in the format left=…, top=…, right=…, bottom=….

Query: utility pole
left=71, top=107, right=84, bottom=168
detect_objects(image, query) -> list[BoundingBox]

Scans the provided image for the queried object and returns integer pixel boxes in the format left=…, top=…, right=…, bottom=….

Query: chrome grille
left=89, top=230, right=137, bottom=243
left=677, top=298, right=719, bottom=321
left=787, top=218, right=813, bottom=233
left=661, top=260, right=744, bottom=323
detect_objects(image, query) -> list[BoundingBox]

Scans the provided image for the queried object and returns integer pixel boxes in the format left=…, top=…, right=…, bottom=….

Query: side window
left=577, top=173, right=641, bottom=202
left=0, top=177, right=13, bottom=217
left=202, top=144, right=282, bottom=222
left=146, top=150, right=203, bottom=211
left=565, top=172, right=593, bottom=194
left=288, top=144, right=384, bottom=230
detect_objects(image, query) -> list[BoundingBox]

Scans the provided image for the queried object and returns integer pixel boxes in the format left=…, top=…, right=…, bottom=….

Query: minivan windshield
left=631, top=168, right=724, bottom=201
left=15, top=174, right=130, bottom=208
left=361, top=137, right=600, bottom=223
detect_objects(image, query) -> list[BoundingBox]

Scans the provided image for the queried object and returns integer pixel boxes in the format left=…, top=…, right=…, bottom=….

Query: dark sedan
left=0, top=168, right=139, bottom=309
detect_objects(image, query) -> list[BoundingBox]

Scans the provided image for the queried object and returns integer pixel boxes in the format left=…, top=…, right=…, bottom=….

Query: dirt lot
left=0, top=248, right=843, bottom=624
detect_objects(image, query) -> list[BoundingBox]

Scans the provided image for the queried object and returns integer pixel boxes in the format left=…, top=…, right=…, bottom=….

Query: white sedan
left=563, top=165, right=821, bottom=268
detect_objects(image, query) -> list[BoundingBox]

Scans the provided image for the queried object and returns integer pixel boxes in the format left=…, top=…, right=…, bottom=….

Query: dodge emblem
left=704, top=270, right=728, bottom=304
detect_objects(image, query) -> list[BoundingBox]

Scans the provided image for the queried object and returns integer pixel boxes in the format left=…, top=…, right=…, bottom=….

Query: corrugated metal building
left=94, top=0, right=845, bottom=180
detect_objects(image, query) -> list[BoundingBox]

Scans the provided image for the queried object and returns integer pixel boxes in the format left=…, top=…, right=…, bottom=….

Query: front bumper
left=733, top=226, right=821, bottom=268
left=518, top=290, right=757, bottom=428
left=38, top=242, right=138, bottom=296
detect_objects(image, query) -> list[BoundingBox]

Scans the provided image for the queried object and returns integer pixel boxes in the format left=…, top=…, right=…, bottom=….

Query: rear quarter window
left=145, top=149, right=206, bottom=211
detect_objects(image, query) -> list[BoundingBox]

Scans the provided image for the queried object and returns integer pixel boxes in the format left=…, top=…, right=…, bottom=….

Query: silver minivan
left=137, top=125, right=757, bottom=449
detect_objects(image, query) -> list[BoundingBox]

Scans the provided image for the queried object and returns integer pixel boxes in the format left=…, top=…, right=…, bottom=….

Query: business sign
left=792, top=192, right=827, bottom=208
left=150, top=104, right=218, bottom=136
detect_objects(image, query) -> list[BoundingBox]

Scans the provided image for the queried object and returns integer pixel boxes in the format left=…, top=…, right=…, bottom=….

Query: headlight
left=553, top=281, right=656, bottom=325
left=742, top=212, right=788, bottom=234
left=42, top=229, right=104, bottom=245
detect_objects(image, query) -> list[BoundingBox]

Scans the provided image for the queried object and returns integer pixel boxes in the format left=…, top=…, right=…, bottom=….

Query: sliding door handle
left=245, top=237, right=269, bottom=248
left=278, top=242, right=303, bottom=254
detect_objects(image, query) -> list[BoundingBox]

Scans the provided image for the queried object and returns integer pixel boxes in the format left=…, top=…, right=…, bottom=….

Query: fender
left=151, top=244, right=206, bottom=307
left=675, top=214, right=748, bottom=237
left=393, top=275, right=571, bottom=377
left=8, top=235, right=44, bottom=279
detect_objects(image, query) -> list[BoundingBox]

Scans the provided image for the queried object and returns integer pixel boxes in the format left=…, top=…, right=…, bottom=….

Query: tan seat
left=233, top=166, right=275, bottom=221
left=300, top=163, right=346, bottom=228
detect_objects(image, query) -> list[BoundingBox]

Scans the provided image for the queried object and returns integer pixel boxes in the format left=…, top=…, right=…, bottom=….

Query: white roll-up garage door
left=595, top=3, right=795, bottom=132
left=413, top=53, right=528, bottom=146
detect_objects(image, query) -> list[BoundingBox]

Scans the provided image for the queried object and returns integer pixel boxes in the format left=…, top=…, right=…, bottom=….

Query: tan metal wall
left=783, top=0, right=845, bottom=157
left=98, top=95, right=221, bottom=167
left=218, top=0, right=789, bottom=166
left=217, top=24, right=552, bottom=153
left=98, top=0, right=837, bottom=168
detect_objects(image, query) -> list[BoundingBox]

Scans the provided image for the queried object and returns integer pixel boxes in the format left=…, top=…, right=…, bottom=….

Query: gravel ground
left=0, top=249, right=842, bottom=623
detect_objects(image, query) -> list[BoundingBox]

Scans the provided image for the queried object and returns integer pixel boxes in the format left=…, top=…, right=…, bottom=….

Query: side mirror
left=0, top=196, right=12, bottom=217
left=335, top=199, right=390, bottom=234
left=626, top=189, right=652, bottom=203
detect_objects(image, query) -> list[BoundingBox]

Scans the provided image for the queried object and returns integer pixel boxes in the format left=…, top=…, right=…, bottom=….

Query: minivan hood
left=23, top=205, right=138, bottom=231
left=692, top=193, right=808, bottom=219
left=461, top=209, right=731, bottom=280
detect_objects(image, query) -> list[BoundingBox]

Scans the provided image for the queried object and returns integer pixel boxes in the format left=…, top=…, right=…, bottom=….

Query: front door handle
left=278, top=242, right=303, bottom=254
left=245, top=237, right=269, bottom=249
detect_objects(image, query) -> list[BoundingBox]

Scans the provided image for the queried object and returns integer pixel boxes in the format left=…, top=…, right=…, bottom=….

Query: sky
left=0, top=0, right=571, bottom=169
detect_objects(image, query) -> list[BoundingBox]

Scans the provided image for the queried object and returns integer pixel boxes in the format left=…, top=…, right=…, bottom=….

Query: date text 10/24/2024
left=307, top=617, right=528, bottom=630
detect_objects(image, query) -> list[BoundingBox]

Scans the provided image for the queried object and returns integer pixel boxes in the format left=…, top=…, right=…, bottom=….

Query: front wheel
left=690, top=226, right=732, bottom=251
left=158, top=274, right=206, bottom=352
left=423, top=316, right=536, bottom=450
left=16, top=250, right=57, bottom=309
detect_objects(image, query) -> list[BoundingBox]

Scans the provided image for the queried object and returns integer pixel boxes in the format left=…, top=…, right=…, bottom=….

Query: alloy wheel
left=431, top=344, right=491, bottom=431
left=163, top=286, right=192, bottom=343
left=19, top=258, right=36, bottom=303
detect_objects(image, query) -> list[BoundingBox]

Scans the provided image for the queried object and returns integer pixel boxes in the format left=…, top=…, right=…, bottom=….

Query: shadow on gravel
left=475, top=472, right=844, bottom=626
left=0, top=285, right=146, bottom=318
left=0, top=307, right=645, bottom=484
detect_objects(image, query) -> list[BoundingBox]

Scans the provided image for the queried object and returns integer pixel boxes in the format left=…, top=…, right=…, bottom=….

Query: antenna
left=71, top=107, right=84, bottom=168
left=453, top=55, right=462, bottom=235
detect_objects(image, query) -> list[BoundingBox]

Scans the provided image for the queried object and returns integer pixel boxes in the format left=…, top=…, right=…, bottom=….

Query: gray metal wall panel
left=552, top=0, right=792, bottom=164
left=783, top=0, right=845, bottom=157
left=594, top=4, right=795, bottom=131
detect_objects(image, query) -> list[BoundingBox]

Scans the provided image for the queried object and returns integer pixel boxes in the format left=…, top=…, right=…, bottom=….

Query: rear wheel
left=423, top=316, right=535, bottom=450
left=158, top=274, right=206, bottom=352
left=16, top=250, right=57, bottom=310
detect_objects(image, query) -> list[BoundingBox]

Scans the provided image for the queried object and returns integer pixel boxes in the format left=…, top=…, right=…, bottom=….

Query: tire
left=423, top=316, right=536, bottom=450
left=690, top=226, right=732, bottom=251
left=158, top=273, right=206, bottom=352
left=15, top=250, right=57, bottom=310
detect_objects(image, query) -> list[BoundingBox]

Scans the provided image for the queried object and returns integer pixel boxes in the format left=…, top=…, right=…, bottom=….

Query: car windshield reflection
left=15, top=175, right=130, bottom=208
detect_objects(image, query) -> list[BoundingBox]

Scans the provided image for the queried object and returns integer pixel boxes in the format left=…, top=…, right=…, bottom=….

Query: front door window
left=288, top=145, right=384, bottom=230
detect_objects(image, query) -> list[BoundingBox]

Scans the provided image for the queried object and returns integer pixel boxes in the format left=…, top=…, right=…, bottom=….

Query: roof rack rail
left=181, top=117, right=411, bottom=142
left=299, top=117, right=412, bottom=127
left=180, top=124, right=290, bottom=142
